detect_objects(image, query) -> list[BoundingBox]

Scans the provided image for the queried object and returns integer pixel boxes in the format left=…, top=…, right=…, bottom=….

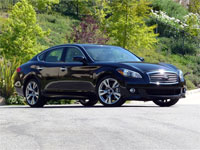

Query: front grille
left=146, top=89, right=181, bottom=95
left=148, top=72, right=179, bottom=84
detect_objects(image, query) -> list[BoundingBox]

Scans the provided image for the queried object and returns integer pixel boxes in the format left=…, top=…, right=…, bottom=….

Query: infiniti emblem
left=162, top=74, right=169, bottom=80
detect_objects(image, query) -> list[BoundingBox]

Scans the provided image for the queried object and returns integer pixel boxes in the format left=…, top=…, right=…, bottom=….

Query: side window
left=39, top=53, right=45, bottom=61
left=45, top=48, right=63, bottom=62
left=65, top=47, right=84, bottom=62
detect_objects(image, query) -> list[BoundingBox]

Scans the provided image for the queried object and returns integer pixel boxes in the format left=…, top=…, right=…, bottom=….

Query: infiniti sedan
left=14, top=44, right=186, bottom=107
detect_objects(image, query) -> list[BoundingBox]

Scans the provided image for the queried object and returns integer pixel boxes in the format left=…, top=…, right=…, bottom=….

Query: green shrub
left=185, top=79, right=196, bottom=90
left=0, top=57, right=21, bottom=99
left=171, top=39, right=199, bottom=55
left=6, top=95, right=25, bottom=105
left=47, top=99, right=74, bottom=105
left=37, top=13, right=77, bottom=47
left=151, top=0, right=188, bottom=20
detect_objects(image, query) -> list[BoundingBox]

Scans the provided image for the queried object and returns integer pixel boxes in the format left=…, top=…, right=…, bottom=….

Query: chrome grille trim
left=147, top=71, right=179, bottom=85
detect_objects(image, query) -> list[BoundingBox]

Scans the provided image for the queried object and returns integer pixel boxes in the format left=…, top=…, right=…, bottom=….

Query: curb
left=186, top=89, right=200, bottom=96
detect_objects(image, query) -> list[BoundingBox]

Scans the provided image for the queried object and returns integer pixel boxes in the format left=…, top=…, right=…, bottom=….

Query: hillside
left=0, top=0, right=200, bottom=90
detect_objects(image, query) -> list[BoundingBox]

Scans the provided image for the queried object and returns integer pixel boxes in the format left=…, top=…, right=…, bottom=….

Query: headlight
left=179, top=70, right=184, bottom=81
left=117, top=68, right=142, bottom=78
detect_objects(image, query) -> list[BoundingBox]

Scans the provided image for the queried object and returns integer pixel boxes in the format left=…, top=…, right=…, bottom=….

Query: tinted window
left=84, top=46, right=141, bottom=62
left=39, top=53, right=45, bottom=61
left=65, top=47, right=84, bottom=62
left=45, top=48, right=63, bottom=62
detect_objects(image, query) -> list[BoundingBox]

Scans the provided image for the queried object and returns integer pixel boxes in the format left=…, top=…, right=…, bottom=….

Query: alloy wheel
left=25, top=81, right=39, bottom=105
left=98, top=78, right=121, bottom=105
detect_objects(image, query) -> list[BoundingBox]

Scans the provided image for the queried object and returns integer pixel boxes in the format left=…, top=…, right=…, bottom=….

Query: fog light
left=183, top=88, right=187, bottom=93
left=130, top=88, right=136, bottom=93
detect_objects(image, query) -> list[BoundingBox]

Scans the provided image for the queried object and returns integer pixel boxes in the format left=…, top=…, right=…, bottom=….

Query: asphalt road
left=0, top=94, right=200, bottom=150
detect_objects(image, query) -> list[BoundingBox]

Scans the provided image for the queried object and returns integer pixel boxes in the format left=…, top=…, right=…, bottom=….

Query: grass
left=37, top=13, right=78, bottom=47
left=0, top=12, right=8, bottom=28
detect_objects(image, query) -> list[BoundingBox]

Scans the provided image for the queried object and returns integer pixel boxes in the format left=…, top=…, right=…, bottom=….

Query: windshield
left=83, top=46, right=141, bottom=62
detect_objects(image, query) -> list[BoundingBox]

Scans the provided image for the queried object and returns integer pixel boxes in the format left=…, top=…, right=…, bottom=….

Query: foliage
left=171, top=39, right=199, bottom=55
left=183, top=13, right=200, bottom=37
left=96, top=0, right=158, bottom=50
left=0, top=57, right=21, bottom=99
left=37, top=13, right=76, bottom=47
left=151, top=0, right=188, bottom=20
left=0, top=0, right=49, bottom=62
left=189, top=0, right=200, bottom=14
left=6, top=95, right=25, bottom=105
left=53, top=0, right=95, bottom=18
left=0, top=0, right=19, bottom=11
left=0, top=0, right=59, bottom=12
left=28, top=0, right=59, bottom=12
left=67, top=16, right=109, bottom=44
left=151, top=10, right=200, bottom=36
left=47, top=99, right=74, bottom=105
left=151, top=10, right=200, bottom=55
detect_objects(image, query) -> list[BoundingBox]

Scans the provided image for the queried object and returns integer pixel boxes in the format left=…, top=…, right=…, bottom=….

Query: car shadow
left=0, top=104, right=158, bottom=109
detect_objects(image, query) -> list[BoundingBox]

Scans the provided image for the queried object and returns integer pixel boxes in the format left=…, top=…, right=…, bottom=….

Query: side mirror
left=73, top=56, right=87, bottom=64
left=140, top=57, right=145, bottom=62
left=184, top=72, right=191, bottom=77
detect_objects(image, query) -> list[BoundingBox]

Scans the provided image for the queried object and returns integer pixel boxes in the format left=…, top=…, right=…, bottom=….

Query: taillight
left=16, top=67, right=21, bottom=73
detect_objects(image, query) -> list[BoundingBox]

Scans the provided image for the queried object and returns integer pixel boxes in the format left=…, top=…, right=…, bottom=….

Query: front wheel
left=25, top=79, right=46, bottom=107
left=153, top=99, right=179, bottom=107
left=97, top=76, right=126, bottom=107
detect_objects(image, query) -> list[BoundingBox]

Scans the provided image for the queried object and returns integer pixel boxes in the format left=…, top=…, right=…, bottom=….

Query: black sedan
left=14, top=44, right=186, bottom=107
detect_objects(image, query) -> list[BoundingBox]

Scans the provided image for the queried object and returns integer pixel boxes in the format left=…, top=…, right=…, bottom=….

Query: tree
left=67, top=16, right=109, bottom=44
left=96, top=0, right=158, bottom=50
left=53, top=0, right=94, bottom=18
left=29, top=0, right=59, bottom=12
left=189, top=0, right=200, bottom=14
left=0, top=0, right=48, bottom=61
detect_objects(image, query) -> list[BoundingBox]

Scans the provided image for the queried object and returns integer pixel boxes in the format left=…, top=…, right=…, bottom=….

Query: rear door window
left=65, top=47, right=84, bottom=63
left=45, top=48, right=64, bottom=63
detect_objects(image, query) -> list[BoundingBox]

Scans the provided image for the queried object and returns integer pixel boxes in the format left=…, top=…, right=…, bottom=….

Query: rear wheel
left=25, top=79, right=46, bottom=107
left=153, top=99, right=179, bottom=107
left=97, top=76, right=126, bottom=107
left=79, top=99, right=98, bottom=107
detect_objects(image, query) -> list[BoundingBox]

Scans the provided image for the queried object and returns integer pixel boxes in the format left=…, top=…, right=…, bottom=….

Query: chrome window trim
left=147, top=71, right=179, bottom=85
left=37, top=46, right=87, bottom=63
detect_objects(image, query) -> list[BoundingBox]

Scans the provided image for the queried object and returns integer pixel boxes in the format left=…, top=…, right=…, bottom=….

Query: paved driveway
left=0, top=93, right=200, bottom=150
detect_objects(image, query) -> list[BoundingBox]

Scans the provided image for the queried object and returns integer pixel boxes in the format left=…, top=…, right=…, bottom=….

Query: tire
left=97, top=76, right=126, bottom=107
left=153, top=99, right=179, bottom=107
left=25, top=79, right=46, bottom=107
left=79, top=99, right=98, bottom=107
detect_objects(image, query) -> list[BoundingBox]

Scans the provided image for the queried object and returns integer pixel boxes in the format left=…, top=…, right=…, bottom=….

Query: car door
left=36, top=47, right=66, bottom=93
left=58, top=46, right=97, bottom=96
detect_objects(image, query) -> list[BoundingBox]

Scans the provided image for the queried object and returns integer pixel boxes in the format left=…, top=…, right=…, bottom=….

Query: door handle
left=37, top=66, right=43, bottom=71
left=60, top=67, right=67, bottom=71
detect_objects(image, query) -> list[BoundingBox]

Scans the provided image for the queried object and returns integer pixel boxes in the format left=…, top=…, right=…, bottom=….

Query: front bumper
left=121, top=82, right=186, bottom=101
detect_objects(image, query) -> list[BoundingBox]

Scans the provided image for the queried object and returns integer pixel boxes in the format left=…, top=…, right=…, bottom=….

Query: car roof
left=49, top=44, right=120, bottom=49
left=31, top=44, right=122, bottom=61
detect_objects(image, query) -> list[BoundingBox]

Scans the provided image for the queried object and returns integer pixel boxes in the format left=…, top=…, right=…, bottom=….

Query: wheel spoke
left=103, top=79, right=110, bottom=88
left=35, top=92, right=39, bottom=96
left=99, top=90, right=108, bottom=96
left=27, top=94, right=32, bottom=100
left=106, top=95, right=112, bottom=104
left=112, top=81, right=118, bottom=88
left=33, top=82, right=37, bottom=90
left=113, top=92, right=121, bottom=100
left=28, top=84, right=34, bottom=92
left=31, top=97, right=35, bottom=105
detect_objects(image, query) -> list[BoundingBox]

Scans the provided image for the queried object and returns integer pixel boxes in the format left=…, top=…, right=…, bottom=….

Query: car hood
left=121, top=62, right=178, bottom=73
